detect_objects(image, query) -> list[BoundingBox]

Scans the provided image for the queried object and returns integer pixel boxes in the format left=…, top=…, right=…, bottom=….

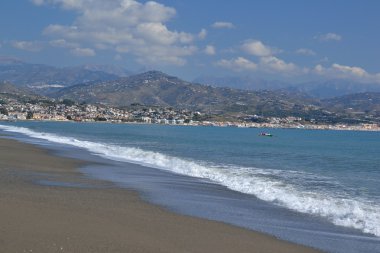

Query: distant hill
left=323, top=92, right=380, bottom=117
left=194, top=76, right=290, bottom=91
left=194, top=76, right=380, bottom=99
left=0, top=81, right=30, bottom=95
left=0, top=60, right=120, bottom=94
left=53, top=71, right=327, bottom=118
left=296, top=80, right=380, bottom=99
left=0, top=81, right=46, bottom=103
left=2, top=72, right=379, bottom=123
left=2, top=57, right=379, bottom=101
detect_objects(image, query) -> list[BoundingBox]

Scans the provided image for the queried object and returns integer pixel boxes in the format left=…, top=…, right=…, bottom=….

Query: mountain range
left=0, top=81, right=45, bottom=104
left=49, top=71, right=378, bottom=123
left=53, top=71, right=328, bottom=118
left=323, top=92, right=380, bottom=118
left=195, top=76, right=380, bottom=99
left=0, top=58, right=122, bottom=94
left=0, top=59, right=379, bottom=123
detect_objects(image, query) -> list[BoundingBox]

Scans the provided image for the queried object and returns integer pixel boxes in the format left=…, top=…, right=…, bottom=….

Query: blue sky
left=1, top=0, right=380, bottom=83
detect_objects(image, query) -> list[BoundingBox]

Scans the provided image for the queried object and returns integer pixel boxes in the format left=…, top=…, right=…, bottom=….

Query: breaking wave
left=1, top=124, right=379, bottom=237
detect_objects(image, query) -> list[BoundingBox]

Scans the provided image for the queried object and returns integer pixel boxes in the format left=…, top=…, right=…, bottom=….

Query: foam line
left=1, top=124, right=379, bottom=237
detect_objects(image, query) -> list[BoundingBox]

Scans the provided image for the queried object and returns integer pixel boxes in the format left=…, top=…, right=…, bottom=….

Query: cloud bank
left=314, top=63, right=380, bottom=83
left=32, top=0, right=198, bottom=65
left=23, top=1, right=380, bottom=84
left=11, top=40, right=43, bottom=52
left=218, top=39, right=300, bottom=76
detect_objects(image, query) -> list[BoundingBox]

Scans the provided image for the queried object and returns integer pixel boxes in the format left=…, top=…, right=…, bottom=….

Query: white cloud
left=313, top=64, right=366, bottom=77
left=241, top=40, right=275, bottom=57
left=11, top=40, right=43, bottom=52
left=217, top=54, right=300, bottom=75
left=211, top=21, right=235, bottom=29
left=217, top=38, right=303, bottom=75
left=331, top=63, right=367, bottom=77
left=198, top=29, right=207, bottom=40
left=49, top=39, right=78, bottom=48
left=259, top=56, right=299, bottom=73
left=296, top=48, right=316, bottom=56
left=204, top=45, right=216, bottom=55
left=136, top=22, right=193, bottom=45
left=34, top=0, right=197, bottom=66
left=70, top=47, right=96, bottom=57
left=313, top=63, right=380, bottom=83
left=315, top=33, right=342, bottom=42
left=217, top=57, right=257, bottom=72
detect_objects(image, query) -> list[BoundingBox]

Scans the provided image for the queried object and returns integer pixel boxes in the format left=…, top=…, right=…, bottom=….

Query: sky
left=1, top=0, right=380, bottom=83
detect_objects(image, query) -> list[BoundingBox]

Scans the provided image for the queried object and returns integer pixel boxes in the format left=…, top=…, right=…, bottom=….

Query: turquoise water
left=1, top=122, right=380, bottom=252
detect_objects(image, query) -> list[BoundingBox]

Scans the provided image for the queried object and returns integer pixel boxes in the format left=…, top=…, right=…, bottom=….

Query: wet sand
left=0, top=137, right=322, bottom=252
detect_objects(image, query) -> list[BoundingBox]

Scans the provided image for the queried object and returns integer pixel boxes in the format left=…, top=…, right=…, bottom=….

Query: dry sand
left=0, top=137, right=322, bottom=253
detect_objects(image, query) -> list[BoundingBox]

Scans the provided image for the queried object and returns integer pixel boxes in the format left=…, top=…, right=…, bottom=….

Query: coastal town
left=1, top=96, right=379, bottom=131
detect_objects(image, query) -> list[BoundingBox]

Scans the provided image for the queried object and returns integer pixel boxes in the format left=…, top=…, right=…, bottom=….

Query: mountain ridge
left=195, top=76, right=380, bottom=99
left=0, top=61, right=121, bottom=94
left=1, top=72, right=379, bottom=123
left=323, top=92, right=380, bottom=117
left=52, top=71, right=331, bottom=119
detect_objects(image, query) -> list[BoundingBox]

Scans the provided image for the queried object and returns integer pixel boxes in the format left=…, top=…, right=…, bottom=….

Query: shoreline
left=1, top=118, right=380, bottom=132
left=0, top=136, right=322, bottom=253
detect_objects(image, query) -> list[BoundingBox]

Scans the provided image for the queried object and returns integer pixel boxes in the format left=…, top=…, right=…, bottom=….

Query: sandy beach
left=0, top=137, right=322, bottom=253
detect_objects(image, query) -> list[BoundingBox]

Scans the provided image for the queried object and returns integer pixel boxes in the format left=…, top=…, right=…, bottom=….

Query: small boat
left=259, top=132, right=273, bottom=137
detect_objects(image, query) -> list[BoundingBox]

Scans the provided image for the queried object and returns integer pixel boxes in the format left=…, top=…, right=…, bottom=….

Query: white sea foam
left=1, top=124, right=380, bottom=237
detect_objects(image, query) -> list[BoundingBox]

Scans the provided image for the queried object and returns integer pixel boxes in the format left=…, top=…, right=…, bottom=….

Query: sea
left=0, top=121, right=379, bottom=253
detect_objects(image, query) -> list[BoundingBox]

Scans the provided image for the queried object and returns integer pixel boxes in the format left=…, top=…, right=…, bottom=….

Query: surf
left=1, top=123, right=379, bottom=237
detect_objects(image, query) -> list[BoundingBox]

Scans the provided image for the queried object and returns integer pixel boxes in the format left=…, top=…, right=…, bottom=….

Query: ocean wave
left=1, top=124, right=380, bottom=237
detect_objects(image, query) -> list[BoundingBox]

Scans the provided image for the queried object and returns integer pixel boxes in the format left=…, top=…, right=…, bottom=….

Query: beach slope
left=0, top=138, right=322, bottom=253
